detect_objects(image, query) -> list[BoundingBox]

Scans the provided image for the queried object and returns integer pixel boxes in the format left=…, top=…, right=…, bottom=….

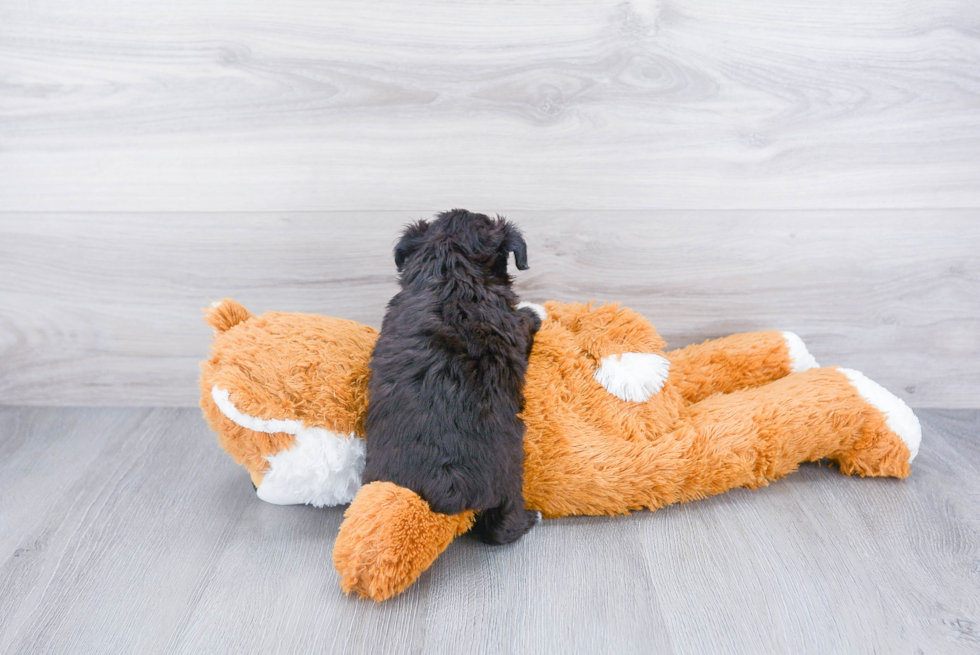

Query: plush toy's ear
left=497, top=219, right=529, bottom=270
left=393, top=220, right=429, bottom=271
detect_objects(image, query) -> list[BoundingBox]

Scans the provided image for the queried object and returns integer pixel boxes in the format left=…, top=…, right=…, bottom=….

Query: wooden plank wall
left=1, top=0, right=978, bottom=406
left=2, top=0, right=979, bottom=212
left=1, top=212, right=976, bottom=407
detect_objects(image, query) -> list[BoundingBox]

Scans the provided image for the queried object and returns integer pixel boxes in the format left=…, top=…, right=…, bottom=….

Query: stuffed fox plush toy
left=200, top=298, right=920, bottom=601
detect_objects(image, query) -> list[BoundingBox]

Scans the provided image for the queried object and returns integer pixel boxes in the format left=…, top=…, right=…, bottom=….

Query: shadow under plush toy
left=200, top=298, right=921, bottom=601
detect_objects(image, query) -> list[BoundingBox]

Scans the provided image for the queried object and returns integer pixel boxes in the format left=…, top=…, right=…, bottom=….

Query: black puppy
left=362, top=209, right=542, bottom=545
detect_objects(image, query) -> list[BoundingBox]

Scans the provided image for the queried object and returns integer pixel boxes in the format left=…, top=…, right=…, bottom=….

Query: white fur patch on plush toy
left=211, top=386, right=366, bottom=506
left=594, top=353, right=671, bottom=402
left=782, top=331, right=820, bottom=372
left=838, top=368, right=922, bottom=462
left=257, top=429, right=365, bottom=506
left=516, top=301, right=548, bottom=322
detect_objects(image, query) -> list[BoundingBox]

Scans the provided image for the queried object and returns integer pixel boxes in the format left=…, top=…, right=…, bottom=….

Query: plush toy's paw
left=839, top=368, right=921, bottom=462
left=211, top=386, right=366, bottom=506
left=334, top=482, right=476, bottom=601
left=516, top=301, right=548, bottom=322
left=782, top=331, right=820, bottom=372
left=594, top=353, right=671, bottom=402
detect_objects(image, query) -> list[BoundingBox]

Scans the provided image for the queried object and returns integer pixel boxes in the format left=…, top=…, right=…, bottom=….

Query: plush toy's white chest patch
left=593, top=353, right=671, bottom=402
left=257, top=428, right=365, bottom=507
left=211, top=386, right=365, bottom=507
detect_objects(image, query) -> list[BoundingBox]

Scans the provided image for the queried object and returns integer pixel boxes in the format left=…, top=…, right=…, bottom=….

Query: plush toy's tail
left=334, top=482, right=476, bottom=601
left=205, top=298, right=253, bottom=333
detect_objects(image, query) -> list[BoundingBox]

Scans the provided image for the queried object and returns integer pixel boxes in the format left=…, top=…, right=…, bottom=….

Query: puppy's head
left=394, top=209, right=528, bottom=280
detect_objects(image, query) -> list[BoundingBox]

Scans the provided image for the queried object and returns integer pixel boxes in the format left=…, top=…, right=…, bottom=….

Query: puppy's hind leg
left=516, top=305, right=543, bottom=358
left=471, top=493, right=539, bottom=545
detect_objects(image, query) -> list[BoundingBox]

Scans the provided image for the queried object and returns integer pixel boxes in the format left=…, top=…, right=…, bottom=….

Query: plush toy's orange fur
left=200, top=299, right=919, bottom=602
left=200, top=306, right=375, bottom=480
left=333, top=483, right=476, bottom=601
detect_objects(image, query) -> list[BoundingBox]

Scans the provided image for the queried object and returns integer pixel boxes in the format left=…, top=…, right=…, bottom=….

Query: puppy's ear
left=498, top=220, right=529, bottom=270
left=394, top=220, right=429, bottom=271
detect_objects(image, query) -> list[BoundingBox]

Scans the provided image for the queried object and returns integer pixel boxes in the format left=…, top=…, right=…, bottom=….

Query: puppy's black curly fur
left=362, top=209, right=541, bottom=545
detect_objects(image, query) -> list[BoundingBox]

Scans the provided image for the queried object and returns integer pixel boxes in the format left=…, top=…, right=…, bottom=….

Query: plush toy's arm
left=666, top=331, right=818, bottom=404
left=544, top=301, right=666, bottom=360
left=543, top=301, right=674, bottom=402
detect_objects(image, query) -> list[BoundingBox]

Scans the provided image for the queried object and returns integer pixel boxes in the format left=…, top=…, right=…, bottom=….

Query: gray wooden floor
left=0, top=406, right=977, bottom=654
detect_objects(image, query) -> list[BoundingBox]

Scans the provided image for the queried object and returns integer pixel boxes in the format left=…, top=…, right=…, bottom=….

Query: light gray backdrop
left=1, top=0, right=978, bottom=407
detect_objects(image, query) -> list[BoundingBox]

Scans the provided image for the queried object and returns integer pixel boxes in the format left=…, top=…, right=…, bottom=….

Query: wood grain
left=1, top=0, right=978, bottom=211
left=1, top=211, right=976, bottom=407
left=0, top=407, right=977, bottom=653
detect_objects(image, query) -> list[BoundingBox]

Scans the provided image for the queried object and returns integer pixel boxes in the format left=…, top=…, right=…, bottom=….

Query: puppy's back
left=362, top=210, right=535, bottom=517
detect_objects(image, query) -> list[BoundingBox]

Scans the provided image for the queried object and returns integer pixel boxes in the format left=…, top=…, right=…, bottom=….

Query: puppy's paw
left=594, top=352, right=671, bottom=402
left=516, top=301, right=547, bottom=322
left=471, top=506, right=539, bottom=545
left=518, top=308, right=542, bottom=335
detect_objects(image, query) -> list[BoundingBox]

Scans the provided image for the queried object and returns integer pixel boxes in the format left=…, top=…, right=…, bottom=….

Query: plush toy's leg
left=666, top=331, right=819, bottom=404
left=524, top=367, right=919, bottom=518
left=832, top=368, right=921, bottom=470
left=333, top=482, right=476, bottom=601
left=675, top=367, right=920, bottom=501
